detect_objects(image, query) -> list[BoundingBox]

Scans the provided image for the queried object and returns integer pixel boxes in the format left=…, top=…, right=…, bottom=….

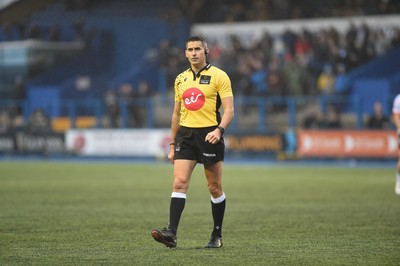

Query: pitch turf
left=0, top=161, right=399, bottom=265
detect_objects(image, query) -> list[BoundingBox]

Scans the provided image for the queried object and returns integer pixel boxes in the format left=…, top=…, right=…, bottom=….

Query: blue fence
left=0, top=94, right=395, bottom=134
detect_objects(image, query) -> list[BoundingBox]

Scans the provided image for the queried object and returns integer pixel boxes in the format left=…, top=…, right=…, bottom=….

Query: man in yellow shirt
left=151, top=36, right=235, bottom=248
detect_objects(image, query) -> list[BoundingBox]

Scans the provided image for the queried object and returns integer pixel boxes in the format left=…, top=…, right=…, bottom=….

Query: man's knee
left=207, top=183, right=222, bottom=197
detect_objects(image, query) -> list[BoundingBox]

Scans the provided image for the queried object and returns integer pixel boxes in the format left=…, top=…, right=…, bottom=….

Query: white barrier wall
left=65, top=129, right=171, bottom=157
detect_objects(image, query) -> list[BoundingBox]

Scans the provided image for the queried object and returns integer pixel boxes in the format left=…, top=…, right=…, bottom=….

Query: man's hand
left=168, top=145, right=175, bottom=164
left=205, top=129, right=222, bottom=144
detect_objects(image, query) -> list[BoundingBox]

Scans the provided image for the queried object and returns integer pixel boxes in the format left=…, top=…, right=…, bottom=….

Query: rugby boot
left=151, top=228, right=177, bottom=248
left=204, top=235, right=223, bottom=248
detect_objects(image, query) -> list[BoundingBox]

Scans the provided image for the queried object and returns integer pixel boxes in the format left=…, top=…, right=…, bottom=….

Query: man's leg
left=204, top=161, right=225, bottom=248
left=168, top=159, right=196, bottom=234
left=151, top=159, right=196, bottom=248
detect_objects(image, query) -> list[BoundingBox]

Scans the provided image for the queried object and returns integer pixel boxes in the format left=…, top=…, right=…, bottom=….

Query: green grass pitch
left=1, top=161, right=399, bottom=265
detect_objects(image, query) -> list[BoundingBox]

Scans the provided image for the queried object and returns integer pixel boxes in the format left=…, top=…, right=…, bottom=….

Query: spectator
left=208, top=40, right=223, bottom=66
left=48, top=23, right=61, bottom=42
left=118, top=83, right=136, bottom=128
left=366, top=101, right=390, bottom=129
left=12, top=76, right=26, bottom=116
left=0, top=110, right=12, bottom=134
left=294, top=29, right=312, bottom=66
left=26, top=22, right=42, bottom=40
left=133, top=80, right=154, bottom=128
left=302, top=103, right=324, bottom=129
left=26, top=109, right=51, bottom=134
left=249, top=57, right=267, bottom=96
left=103, top=89, right=120, bottom=128
left=324, top=105, right=342, bottom=129
left=316, top=64, right=335, bottom=95
left=267, top=56, right=285, bottom=97
left=282, top=56, right=310, bottom=96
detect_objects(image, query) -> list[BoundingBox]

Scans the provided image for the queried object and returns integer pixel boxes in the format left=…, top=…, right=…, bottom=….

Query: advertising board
left=297, top=130, right=397, bottom=158
left=65, top=129, right=171, bottom=157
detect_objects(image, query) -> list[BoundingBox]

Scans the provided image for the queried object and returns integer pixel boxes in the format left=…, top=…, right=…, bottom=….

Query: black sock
left=168, top=197, right=185, bottom=235
left=211, top=199, right=226, bottom=237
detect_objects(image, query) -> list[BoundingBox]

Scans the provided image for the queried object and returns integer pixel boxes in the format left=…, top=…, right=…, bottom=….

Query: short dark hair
left=185, top=36, right=208, bottom=50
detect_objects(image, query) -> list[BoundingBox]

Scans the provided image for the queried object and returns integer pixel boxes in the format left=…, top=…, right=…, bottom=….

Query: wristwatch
left=217, top=126, right=225, bottom=135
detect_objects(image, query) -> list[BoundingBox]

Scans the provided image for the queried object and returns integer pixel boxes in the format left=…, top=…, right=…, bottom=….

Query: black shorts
left=174, top=126, right=225, bottom=165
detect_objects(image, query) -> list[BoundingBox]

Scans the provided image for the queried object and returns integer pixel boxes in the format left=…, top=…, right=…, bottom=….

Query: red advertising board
left=297, top=130, right=397, bottom=158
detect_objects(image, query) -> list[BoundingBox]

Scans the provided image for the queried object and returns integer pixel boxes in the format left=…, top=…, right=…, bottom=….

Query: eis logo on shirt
left=183, top=88, right=205, bottom=111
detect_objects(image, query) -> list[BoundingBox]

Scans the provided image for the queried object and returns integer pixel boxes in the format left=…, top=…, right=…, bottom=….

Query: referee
left=151, top=36, right=235, bottom=248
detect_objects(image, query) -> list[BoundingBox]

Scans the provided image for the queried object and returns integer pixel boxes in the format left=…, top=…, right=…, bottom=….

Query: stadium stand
left=1, top=0, right=400, bottom=133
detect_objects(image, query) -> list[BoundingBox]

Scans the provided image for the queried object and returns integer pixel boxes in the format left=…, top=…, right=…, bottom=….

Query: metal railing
left=0, top=95, right=394, bottom=134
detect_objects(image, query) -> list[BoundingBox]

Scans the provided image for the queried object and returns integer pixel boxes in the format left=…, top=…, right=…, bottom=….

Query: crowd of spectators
left=174, top=0, right=400, bottom=23
left=103, top=80, right=155, bottom=129
left=148, top=0, right=400, bottom=130
left=0, top=18, right=96, bottom=46
left=3, top=0, right=399, bottom=43
left=149, top=0, right=400, bottom=99
left=302, top=103, right=343, bottom=129
left=153, top=22, right=400, bottom=99
left=0, top=0, right=97, bottom=43
left=0, top=107, right=50, bottom=134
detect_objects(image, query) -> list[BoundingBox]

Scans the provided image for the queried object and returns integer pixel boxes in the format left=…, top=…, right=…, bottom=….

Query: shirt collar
left=191, top=62, right=211, bottom=80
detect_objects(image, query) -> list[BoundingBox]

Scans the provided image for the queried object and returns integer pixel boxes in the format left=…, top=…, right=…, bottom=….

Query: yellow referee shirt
left=174, top=63, right=233, bottom=128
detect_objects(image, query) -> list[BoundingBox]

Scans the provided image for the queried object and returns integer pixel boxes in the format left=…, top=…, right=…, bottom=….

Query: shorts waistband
left=180, top=125, right=217, bottom=130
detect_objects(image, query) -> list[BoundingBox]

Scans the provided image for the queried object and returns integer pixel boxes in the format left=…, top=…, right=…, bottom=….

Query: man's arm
left=205, top=96, right=234, bottom=144
left=168, top=101, right=181, bottom=164
left=219, top=96, right=234, bottom=130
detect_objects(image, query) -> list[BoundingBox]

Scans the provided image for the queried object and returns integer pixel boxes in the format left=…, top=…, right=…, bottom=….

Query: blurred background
left=0, top=0, right=399, bottom=160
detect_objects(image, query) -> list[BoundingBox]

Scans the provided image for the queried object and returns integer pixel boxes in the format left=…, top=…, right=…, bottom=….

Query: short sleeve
left=217, top=71, right=233, bottom=98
